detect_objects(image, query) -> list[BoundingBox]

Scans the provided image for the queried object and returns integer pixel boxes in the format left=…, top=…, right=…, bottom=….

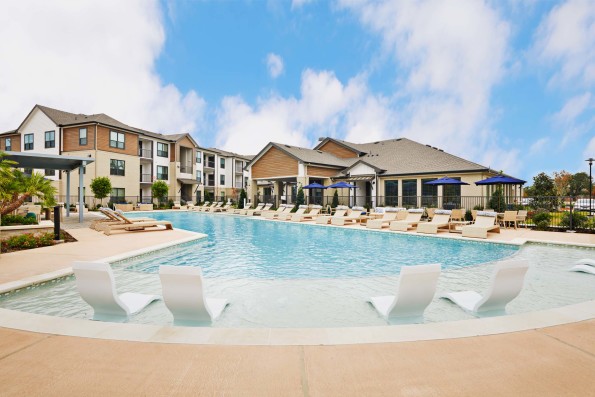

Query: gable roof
left=314, top=137, right=366, bottom=156
left=247, top=142, right=352, bottom=169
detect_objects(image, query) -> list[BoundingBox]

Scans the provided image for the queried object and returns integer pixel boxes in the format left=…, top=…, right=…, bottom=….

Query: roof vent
left=284, top=145, right=291, bottom=148
left=374, top=141, right=380, bottom=144
left=426, top=144, right=431, bottom=147
left=316, top=150, right=322, bottom=153
left=318, top=137, right=325, bottom=141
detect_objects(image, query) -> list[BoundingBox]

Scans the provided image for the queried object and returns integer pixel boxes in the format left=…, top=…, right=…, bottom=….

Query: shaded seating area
left=442, top=260, right=529, bottom=317
left=72, top=261, right=160, bottom=322
left=368, top=263, right=441, bottom=324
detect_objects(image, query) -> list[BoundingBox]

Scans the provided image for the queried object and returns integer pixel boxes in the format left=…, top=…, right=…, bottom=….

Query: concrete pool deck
left=0, top=211, right=594, bottom=395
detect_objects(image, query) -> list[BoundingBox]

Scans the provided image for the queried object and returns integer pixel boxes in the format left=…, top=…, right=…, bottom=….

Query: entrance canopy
left=4, top=151, right=94, bottom=223
left=177, top=178, right=199, bottom=185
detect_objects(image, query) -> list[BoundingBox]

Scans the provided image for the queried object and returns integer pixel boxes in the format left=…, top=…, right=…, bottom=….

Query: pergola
left=3, top=151, right=95, bottom=223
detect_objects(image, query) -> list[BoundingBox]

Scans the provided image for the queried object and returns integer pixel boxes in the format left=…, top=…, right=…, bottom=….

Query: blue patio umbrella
left=424, top=177, right=469, bottom=186
left=474, top=175, right=526, bottom=185
left=302, top=182, right=327, bottom=189
left=327, top=181, right=358, bottom=189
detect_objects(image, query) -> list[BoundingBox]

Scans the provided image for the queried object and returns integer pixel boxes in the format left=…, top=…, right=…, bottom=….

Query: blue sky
left=0, top=0, right=593, bottom=182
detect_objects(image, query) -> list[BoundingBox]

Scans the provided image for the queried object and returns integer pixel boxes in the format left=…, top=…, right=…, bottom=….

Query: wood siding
left=96, top=126, right=137, bottom=156
left=307, top=165, right=340, bottom=177
left=63, top=124, right=95, bottom=152
left=0, top=134, right=20, bottom=151
left=318, top=140, right=359, bottom=158
left=170, top=143, right=176, bottom=161
left=251, top=147, right=298, bottom=178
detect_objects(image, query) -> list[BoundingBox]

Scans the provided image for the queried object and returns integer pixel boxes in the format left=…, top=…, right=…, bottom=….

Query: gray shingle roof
left=0, top=129, right=17, bottom=136
left=271, top=142, right=353, bottom=168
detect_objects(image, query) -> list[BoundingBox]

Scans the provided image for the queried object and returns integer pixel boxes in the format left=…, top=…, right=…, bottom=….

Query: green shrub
left=489, top=188, right=506, bottom=213
left=560, top=212, right=588, bottom=228
left=1, top=214, right=37, bottom=226
left=473, top=205, right=483, bottom=210
left=465, top=210, right=473, bottom=222
left=532, top=210, right=551, bottom=231
left=332, top=191, right=339, bottom=208
left=0, top=232, right=57, bottom=252
left=535, top=220, right=550, bottom=231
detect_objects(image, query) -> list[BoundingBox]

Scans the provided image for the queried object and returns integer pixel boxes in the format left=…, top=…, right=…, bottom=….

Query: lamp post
left=587, top=158, right=594, bottom=215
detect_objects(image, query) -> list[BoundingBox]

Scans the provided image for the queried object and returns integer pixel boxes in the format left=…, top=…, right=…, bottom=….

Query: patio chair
left=516, top=210, right=528, bottom=228
left=159, top=265, right=229, bottom=326
left=205, top=202, right=223, bottom=212
left=103, top=210, right=174, bottom=235
left=450, top=208, right=465, bottom=222
left=366, top=207, right=401, bottom=229
left=442, top=260, right=530, bottom=316
left=389, top=209, right=424, bottom=231
left=291, top=205, right=322, bottom=222
left=263, top=204, right=292, bottom=219
left=247, top=203, right=272, bottom=216
left=231, top=202, right=250, bottom=214
left=212, top=203, right=232, bottom=213
left=368, top=263, right=441, bottom=324
left=172, top=201, right=182, bottom=210
left=193, top=201, right=210, bottom=211
left=570, top=258, right=595, bottom=275
left=500, top=211, right=518, bottom=229
left=461, top=211, right=500, bottom=239
left=279, top=205, right=308, bottom=221
left=200, top=202, right=217, bottom=212
left=426, top=208, right=436, bottom=221
left=138, top=203, right=154, bottom=211
left=316, top=205, right=349, bottom=224
left=72, top=261, right=160, bottom=322
left=92, top=208, right=154, bottom=231
left=416, top=210, right=452, bottom=234
left=331, top=206, right=366, bottom=226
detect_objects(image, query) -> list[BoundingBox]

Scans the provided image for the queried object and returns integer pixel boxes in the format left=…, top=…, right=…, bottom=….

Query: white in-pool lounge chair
left=316, top=205, right=348, bottom=224
left=570, top=258, right=595, bottom=275
left=291, top=205, right=322, bottom=222
left=389, top=209, right=424, bottom=231
left=461, top=211, right=500, bottom=239
left=368, top=263, right=441, bottom=324
left=366, top=207, right=403, bottom=229
left=159, top=265, right=229, bottom=326
left=72, top=261, right=160, bottom=322
left=442, top=260, right=530, bottom=317
left=331, top=206, right=366, bottom=226
left=279, top=204, right=307, bottom=221
left=416, top=210, right=452, bottom=234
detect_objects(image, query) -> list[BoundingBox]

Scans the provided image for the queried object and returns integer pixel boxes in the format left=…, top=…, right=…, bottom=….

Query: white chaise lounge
left=159, top=265, right=229, bottom=326
left=570, top=259, right=595, bottom=275
left=366, top=207, right=404, bottom=229
left=389, top=209, right=424, bottom=231
left=416, top=210, right=451, bottom=234
left=316, top=205, right=348, bottom=224
left=72, top=261, right=160, bottom=322
left=461, top=211, right=500, bottom=239
left=442, top=260, right=530, bottom=317
left=331, top=206, right=365, bottom=226
left=368, top=263, right=441, bottom=324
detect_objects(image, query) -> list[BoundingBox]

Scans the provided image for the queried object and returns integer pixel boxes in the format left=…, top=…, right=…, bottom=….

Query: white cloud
left=291, top=0, right=315, bottom=10
left=534, top=0, right=595, bottom=87
left=0, top=0, right=204, bottom=136
left=585, top=136, right=595, bottom=159
left=552, top=92, right=594, bottom=146
left=529, top=137, right=549, bottom=156
left=554, top=92, right=592, bottom=123
left=266, top=53, right=285, bottom=79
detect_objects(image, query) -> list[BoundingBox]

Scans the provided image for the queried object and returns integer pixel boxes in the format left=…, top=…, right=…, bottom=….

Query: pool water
left=1, top=212, right=594, bottom=328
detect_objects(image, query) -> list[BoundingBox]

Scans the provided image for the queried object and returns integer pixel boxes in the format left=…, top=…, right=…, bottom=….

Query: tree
left=530, top=172, right=557, bottom=210
left=238, top=189, right=247, bottom=209
left=568, top=172, right=590, bottom=197
left=90, top=177, right=112, bottom=207
left=0, top=170, right=57, bottom=216
left=553, top=170, right=572, bottom=196
left=294, top=187, right=305, bottom=211
left=489, top=187, right=506, bottom=213
left=332, top=190, right=339, bottom=208
left=151, top=181, right=169, bottom=203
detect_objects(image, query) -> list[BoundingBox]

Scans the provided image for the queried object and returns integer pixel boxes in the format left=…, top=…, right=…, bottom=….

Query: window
left=109, top=131, right=125, bottom=149
left=110, top=188, right=125, bottom=203
left=157, top=142, right=168, bottom=157
left=421, top=178, right=438, bottom=207
left=196, top=170, right=201, bottom=183
left=384, top=180, right=398, bottom=206
left=402, top=179, right=417, bottom=207
left=196, top=151, right=201, bottom=163
left=24, top=168, right=33, bottom=176
left=220, top=175, right=225, bottom=185
left=443, top=177, right=462, bottom=208
left=157, top=166, right=168, bottom=180
left=220, top=158, right=225, bottom=169
left=79, top=128, right=87, bottom=145
left=110, top=159, right=125, bottom=176
left=5, top=138, right=11, bottom=151
left=44, top=131, right=55, bottom=148
left=45, top=169, right=55, bottom=176
left=24, top=134, right=34, bottom=150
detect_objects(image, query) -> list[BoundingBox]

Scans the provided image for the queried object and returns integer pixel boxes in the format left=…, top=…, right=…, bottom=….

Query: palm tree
left=0, top=167, right=57, bottom=216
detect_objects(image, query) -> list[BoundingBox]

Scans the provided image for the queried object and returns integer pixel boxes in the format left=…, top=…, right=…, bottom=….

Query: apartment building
left=0, top=105, right=251, bottom=205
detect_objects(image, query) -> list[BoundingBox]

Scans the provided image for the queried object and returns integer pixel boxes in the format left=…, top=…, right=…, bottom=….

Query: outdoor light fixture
left=587, top=157, right=594, bottom=215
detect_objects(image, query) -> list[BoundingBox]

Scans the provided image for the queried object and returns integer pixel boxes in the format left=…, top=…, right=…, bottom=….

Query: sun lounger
left=200, top=202, right=217, bottom=212
left=92, top=208, right=154, bottom=231
left=366, top=207, right=403, bottom=229
left=389, top=209, right=424, bottom=231
left=416, top=210, right=451, bottom=234
left=192, top=201, right=210, bottom=211
left=159, top=265, right=229, bottom=326
left=316, top=205, right=349, bottom=224
left=426, top=208, right=436, bottom=221
left=212, top=203, right=232, bottom=213
left=205, top=202, right=223, bottom=212
left=231, top=202, right=250, bottom=215
left=248, top=203, right=273, bottom=216
left=172, top=201, right=182, bottom=210
left=368, top=263, right=441, bottom=324
left=442, top=260, right=530, bottom=316
left=138, top=203, right=154, bottom=211
left=278, top=204, right=306, bottom=221
left=263, top=204, right=292, bottom=219
left=461, top=211, right=500, bottom=239
left=291, top=205, right=322, bottom=222
left=570, top=258, right=595, bottom=275
left=72, top=261, right=160, bottom=322
left=450, top=208, right=465, bottom=222
left=331, top=206, right=366, bottom=226
left=103, top=210, right=174, bottom=235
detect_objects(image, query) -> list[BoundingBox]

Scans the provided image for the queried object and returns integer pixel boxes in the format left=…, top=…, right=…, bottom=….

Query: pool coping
left=0, top=210, right=594, bottom=346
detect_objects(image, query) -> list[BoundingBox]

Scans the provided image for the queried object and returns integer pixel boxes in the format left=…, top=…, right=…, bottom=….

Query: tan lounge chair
left=426, top=208, right=436, bottom=221
left=461, top=211, right=500, bottom=239
left=291, top=205, right=322, bottom=222
left=417, top=210, right=451, bottom=234
left=367, top=208, right=403, bottom=229
left=331, top=207, right=366, bottom=226
left=92, top=208, right=154, bottom=231
left=316, top=205, right=348, bottom=224
left=193, top=201, right=210, bottom=211
left=138, top=203, right=154, bottom=211
left=232, top=202, right=250, bottom=215
left=212, top=203, right=232, bottom=213
left=206, top=202, right=223, bottom=212
left=244, top=203, right=264, bottom=216
left=248, top=203, right=273, bottom=216
left=390, top=209, right=424, bottom=231
left=263, top=204, right=292, bottom=219
left=200, top=202, right=217, bottom=212
left=279, top=205, right=307, bottom=221
left=450, top=208, right=465, bottom=222
left=103, top=210, right=174, bottom=236
left=172, top=201, right=182, bottom=210
left=516, top=210, right=528, bottom=228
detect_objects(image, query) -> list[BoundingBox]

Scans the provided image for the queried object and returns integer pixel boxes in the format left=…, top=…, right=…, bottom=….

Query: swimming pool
left=1, top=211, right=594, bottom=328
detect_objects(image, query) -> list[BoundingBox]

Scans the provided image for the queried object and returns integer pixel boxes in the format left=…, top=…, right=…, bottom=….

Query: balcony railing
left=140, top=174, right=152, bottom=183
left=180, top=164, right=193, bottom=174
left=139, top=148, right=153, bottom=158
left=204, top=161, right=215, bottom=169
